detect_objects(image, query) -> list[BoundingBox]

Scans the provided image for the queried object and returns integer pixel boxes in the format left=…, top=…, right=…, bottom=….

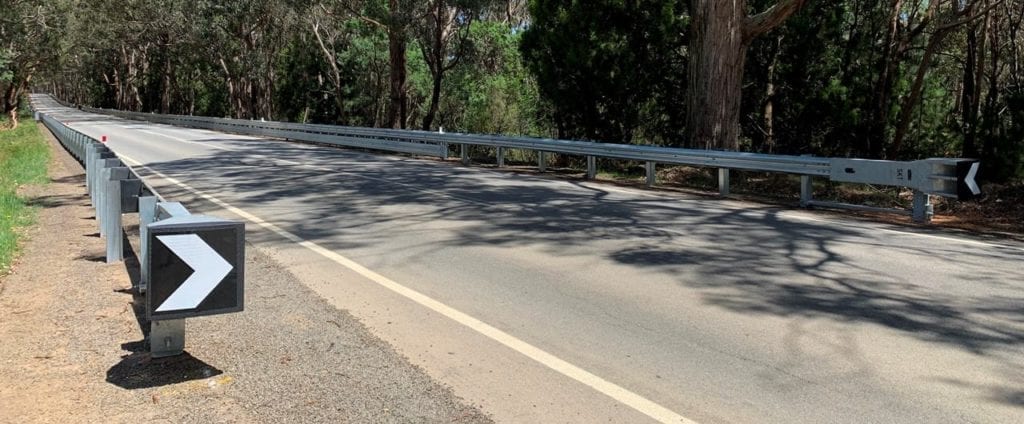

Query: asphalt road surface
left=32, top=96, right=1024, bottom=423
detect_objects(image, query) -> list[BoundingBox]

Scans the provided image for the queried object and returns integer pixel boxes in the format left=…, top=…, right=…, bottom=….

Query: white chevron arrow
left=155, top=234, right=233, bottom=312
left=964, top=162, right=981, bottom=195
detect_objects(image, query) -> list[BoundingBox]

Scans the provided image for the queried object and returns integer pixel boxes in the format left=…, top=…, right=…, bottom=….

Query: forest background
left=3, top=0, right=1023, bottom=184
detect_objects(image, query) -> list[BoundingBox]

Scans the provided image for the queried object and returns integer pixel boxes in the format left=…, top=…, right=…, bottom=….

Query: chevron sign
left=147, top=216, right=245, bottom=320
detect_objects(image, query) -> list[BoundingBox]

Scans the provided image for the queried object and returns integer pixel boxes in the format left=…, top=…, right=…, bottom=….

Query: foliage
left=520, top=0, right=687, bottom=143
left=31, top=0, right=1024, bottom=182
left=0, top=111, right=50, bottom=272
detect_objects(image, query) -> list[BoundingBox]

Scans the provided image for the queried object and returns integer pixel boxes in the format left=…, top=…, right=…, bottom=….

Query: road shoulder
left=0, top=123, right=491, bottom=423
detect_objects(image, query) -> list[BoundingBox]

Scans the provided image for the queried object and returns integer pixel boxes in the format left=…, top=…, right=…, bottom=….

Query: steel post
left=800, top=175, right=813, bottom=208
left=646, top=161, right=656, bottom=187
left=586, top=156, right=596, bottom=179
left=85, top=145, right=95, bottom=192
left=150, top=319, right=186, bottom=358
left=105, top=177, right=123, bottom=263
left=138, top=195, right=158, bottom=293
left=98, top=168, right=109, bottom=236
left=460, top=144, right=469, bottom=165
left=912, top=190, right=933, bottom=223
left=718, top=168, right=730, bottom=196
left=497, top=147, right=505, bottom=168
left=538, top=151, right=547, bottom=172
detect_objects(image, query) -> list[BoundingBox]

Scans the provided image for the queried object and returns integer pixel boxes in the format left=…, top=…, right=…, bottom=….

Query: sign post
left=145, top=214, right=245, bottom=357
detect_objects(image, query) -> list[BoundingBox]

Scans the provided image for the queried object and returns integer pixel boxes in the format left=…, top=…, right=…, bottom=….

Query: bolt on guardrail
left=36, top=108, right=245, bottom=358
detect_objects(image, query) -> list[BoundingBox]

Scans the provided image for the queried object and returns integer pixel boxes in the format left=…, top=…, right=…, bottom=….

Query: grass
left=0, top=112, right=51, bottom=273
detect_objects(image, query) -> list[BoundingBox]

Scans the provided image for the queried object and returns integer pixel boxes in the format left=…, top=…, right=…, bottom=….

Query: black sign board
left=956, top=160, right=983, bottom=201
left=146, top=216, right=245, bottom=320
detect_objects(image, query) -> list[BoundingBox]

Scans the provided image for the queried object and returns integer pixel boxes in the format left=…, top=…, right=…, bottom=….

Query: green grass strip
left=0, top=112, right=51, bottom=273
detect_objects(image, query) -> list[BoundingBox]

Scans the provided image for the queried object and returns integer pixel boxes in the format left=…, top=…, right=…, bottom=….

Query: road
left=32, top=96, right=1024, bottom=423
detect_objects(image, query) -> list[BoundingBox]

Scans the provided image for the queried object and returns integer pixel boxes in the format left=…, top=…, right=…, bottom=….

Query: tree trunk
left=423, top=72, right=443, bottom=131
left=685, top=1, right=747, bottom=150
left=962, top=22, right=982, bottom=158
left=685, top=0, right=806, bottom=150
left=865, top=0, right=904, bottom=159
left=311, top=19, right=347, bottom=123
left=421, top=0, right=447, bottom=131
left=386, top=0, right=409, bottom=129
left=892, top=28, right=951, bottom=156
left=763, top=35, right=782, bottom=153
left=162, top=57, right=173, bottom=114
left=2, top=81, right=18, bottom=129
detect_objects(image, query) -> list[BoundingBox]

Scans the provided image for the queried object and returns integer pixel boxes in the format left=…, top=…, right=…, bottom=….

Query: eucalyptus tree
left=684, top=0, right=808, bottom=150
left=416, top=0, right=493, bottom=130
left=1, top=0, right=65, bottom=127
left=521, top=0, right=688, bottom=143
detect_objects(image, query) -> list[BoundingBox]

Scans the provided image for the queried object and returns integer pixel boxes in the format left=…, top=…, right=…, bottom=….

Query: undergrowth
left=0, top=111, right=51, bottom=273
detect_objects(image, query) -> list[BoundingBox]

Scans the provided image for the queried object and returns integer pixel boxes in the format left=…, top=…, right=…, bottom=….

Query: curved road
left=33, top=96, right=1024, bottom=423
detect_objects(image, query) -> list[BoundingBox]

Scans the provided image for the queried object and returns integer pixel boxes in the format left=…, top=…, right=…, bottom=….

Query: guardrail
left=35, top=107, right=245, bottom=358
left=56, top=96, right=982, bottom=223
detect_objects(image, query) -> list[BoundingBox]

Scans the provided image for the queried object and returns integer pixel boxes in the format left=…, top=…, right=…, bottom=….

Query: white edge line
left=117, top=153, right=696, bottom=424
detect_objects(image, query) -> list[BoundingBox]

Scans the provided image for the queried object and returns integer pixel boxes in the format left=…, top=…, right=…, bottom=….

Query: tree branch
left=935, top=0, right=1005, bottom=33
left=744, top=0, right=808, bottom=42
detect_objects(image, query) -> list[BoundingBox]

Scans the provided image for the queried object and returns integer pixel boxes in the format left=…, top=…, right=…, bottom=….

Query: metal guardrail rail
left=35, top=104, right=245, bottom=358
left=77, top=104, right=833, bottom=176
left=54, top=96, right=982, bottom=223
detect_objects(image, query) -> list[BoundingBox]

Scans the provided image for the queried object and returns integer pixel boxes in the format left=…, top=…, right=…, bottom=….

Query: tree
left=890, top=0, right=1003, bottom=157
left=340, top=0, right=421, bottom=128
left=684, top=0, right=807, bottom=150
left=1, top=0, right=65, bottom=128
left=416, top=0, right=485, bottom=131
left=521, top=0, right=687, bottom=143
left=309, top=2, right=353, bottom=122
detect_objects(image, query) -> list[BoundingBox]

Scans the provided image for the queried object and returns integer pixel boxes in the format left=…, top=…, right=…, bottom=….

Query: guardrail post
left=105, top=167, right=131, bottom=263
left=497, top=147, right=505, bottom=168
left=89, top=148, right=114, bottom=199
left=150, top=319, right=186, bottom=358
left=138, top=195, right=157, bottom=293
left=718, top=168, right=730, bottom=196
left=460, top=144, right=469, bottom=165
left=105, top=175, right=123, bottom=263
left=85, top=145, right=95, bottom=192
left=97, top=167, right=109, bottom=236
left=95, top=158, right=120, bottom=235
left=645, top=162, right=656, bottom=187
left=586, top=156, right=596, bottom=179
left=911, top=190, right=933, bottom=223
left=538, top=151, right=547, bottom=172
left=800, top=175, right=813, bottom=208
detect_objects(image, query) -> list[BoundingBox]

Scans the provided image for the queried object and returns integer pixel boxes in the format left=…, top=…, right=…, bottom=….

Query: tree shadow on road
left=132, top=141, right=1024, bottom=356
left=121, top=137, right=1024, bottom=406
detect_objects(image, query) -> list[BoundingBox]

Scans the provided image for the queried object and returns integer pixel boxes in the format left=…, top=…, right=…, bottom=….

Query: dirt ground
left=0, top=125, right=491, bottom=423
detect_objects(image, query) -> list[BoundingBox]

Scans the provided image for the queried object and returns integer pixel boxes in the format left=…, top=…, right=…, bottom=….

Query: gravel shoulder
left=0, top=124, right=492, bottom=423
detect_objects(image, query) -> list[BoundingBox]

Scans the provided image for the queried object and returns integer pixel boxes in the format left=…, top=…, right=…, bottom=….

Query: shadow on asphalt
left=75, top=123, right=1024, bottom=407
left=134, top=140, right=1024, bottom=356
